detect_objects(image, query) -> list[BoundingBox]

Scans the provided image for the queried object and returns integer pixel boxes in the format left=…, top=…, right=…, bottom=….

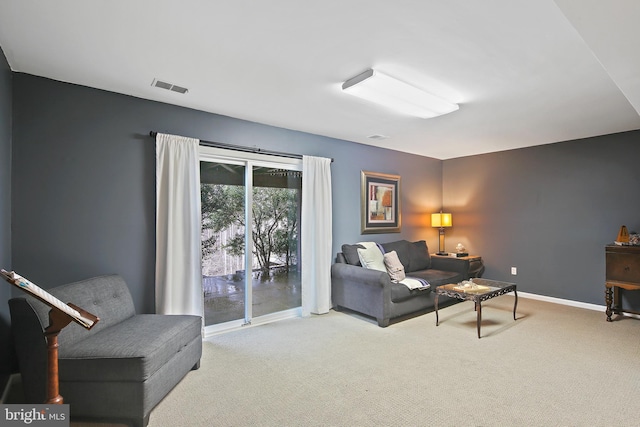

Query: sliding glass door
left=201, top=159, right=247, bottom=325
left=200, top=148, right=302, bottom=332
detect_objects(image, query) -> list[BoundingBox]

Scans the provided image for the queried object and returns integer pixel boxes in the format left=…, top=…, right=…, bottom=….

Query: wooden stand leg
left=45, top=332, right=64, bottom=404
left=44, top=309, right=72, bottom=404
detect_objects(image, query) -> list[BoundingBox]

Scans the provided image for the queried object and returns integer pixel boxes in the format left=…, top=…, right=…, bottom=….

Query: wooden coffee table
left=435, top=278, right=517, bottom=338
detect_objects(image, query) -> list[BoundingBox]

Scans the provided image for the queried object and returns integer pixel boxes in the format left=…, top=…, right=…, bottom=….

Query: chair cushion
left=59, top=314, right=202, bottom=382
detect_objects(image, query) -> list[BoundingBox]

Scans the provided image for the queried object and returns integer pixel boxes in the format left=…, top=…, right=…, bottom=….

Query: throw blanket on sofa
left=400, top=277, right=431, bottom=290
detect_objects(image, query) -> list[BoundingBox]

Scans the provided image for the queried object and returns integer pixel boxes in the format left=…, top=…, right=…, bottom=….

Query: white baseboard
left=518, top=291, right=640, bottom=319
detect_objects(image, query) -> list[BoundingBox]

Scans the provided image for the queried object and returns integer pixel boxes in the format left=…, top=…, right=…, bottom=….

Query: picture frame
left=361, top=170, right=401, bottom=234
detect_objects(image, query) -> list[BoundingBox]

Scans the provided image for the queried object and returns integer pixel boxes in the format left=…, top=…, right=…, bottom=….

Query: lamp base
left=435, top=252, right=448, bottom=256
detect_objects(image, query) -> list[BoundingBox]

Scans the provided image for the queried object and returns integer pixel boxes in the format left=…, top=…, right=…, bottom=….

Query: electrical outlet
left=511, top=267, right=517, bottom=275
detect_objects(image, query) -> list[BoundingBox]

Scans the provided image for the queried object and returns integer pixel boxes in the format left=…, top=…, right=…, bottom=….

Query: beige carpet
left=148, top=296, right=640, bottom=427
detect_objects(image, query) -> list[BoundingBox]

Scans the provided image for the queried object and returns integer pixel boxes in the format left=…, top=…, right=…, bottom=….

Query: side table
left=431, top=254, right=484, bottom=278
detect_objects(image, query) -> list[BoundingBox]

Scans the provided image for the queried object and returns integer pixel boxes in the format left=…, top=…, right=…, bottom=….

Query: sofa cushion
left=390, top=280, right=434, bottom=302
left=59, top=314, right=202, bottom=382
left=341, top=244, right=365, bottom=266
left=390, top=268, right=462, bottom=303
left=357, top=242, right=386, bottom=272
left=408, top=269, right=463, bottom=288
left=390, top=282, right=418, bottom=302
left=407, top=240, right=431, bottom=272
left=383, top=251, right=406, bottom=282
left=380, top=240, right=411, bottom=271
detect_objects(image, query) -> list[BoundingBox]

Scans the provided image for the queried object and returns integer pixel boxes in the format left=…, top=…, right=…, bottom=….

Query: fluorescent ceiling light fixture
left=342, top=69, right=458, bottom=118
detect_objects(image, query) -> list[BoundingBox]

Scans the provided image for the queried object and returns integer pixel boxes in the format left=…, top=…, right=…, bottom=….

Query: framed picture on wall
left=361, top=170, right=401, bottom=234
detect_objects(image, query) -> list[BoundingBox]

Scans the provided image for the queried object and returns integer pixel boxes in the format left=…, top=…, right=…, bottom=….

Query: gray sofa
left=332, top=240, right=471, bottom=327
left=9, top=274, right=202, bottom=427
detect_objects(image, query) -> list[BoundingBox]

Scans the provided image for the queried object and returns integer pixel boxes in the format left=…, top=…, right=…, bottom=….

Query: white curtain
left=301, top=155, right=333, bottom=315
left=155, top=133, right=204, bottom=317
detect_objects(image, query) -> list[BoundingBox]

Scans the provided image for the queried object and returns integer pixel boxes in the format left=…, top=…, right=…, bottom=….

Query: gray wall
left=443, top=131, right=640, bottom=307
left=9, top=70, right=638, bottom=369
left=0, top=47, right=14, bottom=378
left=11, top=73, right=443, bottom=316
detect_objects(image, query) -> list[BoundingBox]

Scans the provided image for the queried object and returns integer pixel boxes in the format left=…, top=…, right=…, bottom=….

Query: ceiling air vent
left=367, top=134, right=389, bottom=140
left=151, top=78, right=189, bottom=94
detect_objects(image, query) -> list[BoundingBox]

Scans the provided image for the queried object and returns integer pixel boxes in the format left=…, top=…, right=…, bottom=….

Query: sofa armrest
left=9, top=298, right=47, bottom=403
left=331, top=263, right=394, bottom=326
left=331, top=262, right=391, bottom=288
left=430, top=256, right=470, bottom=278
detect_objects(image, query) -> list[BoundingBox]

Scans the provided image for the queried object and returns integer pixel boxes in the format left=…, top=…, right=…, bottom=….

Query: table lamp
left=431, top=212, right=452, bottom=255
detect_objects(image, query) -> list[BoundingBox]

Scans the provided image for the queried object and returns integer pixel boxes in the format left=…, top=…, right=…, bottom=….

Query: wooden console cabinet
left=431, top=254, right=484, bottom=278
left=605, top=244, right=640, bottom=321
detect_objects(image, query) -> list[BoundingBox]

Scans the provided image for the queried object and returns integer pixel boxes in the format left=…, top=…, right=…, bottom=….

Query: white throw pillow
left=356, top=242, right=386, bottom=272
left=383, top=250, right=406, bottom=282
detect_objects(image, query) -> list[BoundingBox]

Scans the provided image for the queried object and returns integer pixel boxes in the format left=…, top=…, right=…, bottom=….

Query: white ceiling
left=1, top=0, right=639, bottom=159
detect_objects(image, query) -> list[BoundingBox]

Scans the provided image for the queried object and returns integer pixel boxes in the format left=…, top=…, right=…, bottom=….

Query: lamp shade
left=431, top=212, right=452, bottom=228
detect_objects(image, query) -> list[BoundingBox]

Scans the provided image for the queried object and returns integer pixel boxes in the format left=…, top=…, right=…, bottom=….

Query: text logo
left=1, top=405, right=69, bottom=427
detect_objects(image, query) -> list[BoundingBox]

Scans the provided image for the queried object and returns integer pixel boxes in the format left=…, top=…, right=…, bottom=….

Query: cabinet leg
left=605, top=286, right=613, bottom=322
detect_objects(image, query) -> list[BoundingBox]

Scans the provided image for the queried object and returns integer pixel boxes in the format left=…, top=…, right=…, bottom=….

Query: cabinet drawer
left=606, top=252, right=640, bottom=284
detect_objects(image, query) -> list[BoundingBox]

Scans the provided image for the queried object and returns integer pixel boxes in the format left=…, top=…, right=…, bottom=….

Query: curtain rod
left=149, top=131, right=333, bottom=162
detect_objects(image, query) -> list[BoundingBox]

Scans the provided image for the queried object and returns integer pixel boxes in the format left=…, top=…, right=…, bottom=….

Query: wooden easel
left=2, top=269, right=99, bottom=404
